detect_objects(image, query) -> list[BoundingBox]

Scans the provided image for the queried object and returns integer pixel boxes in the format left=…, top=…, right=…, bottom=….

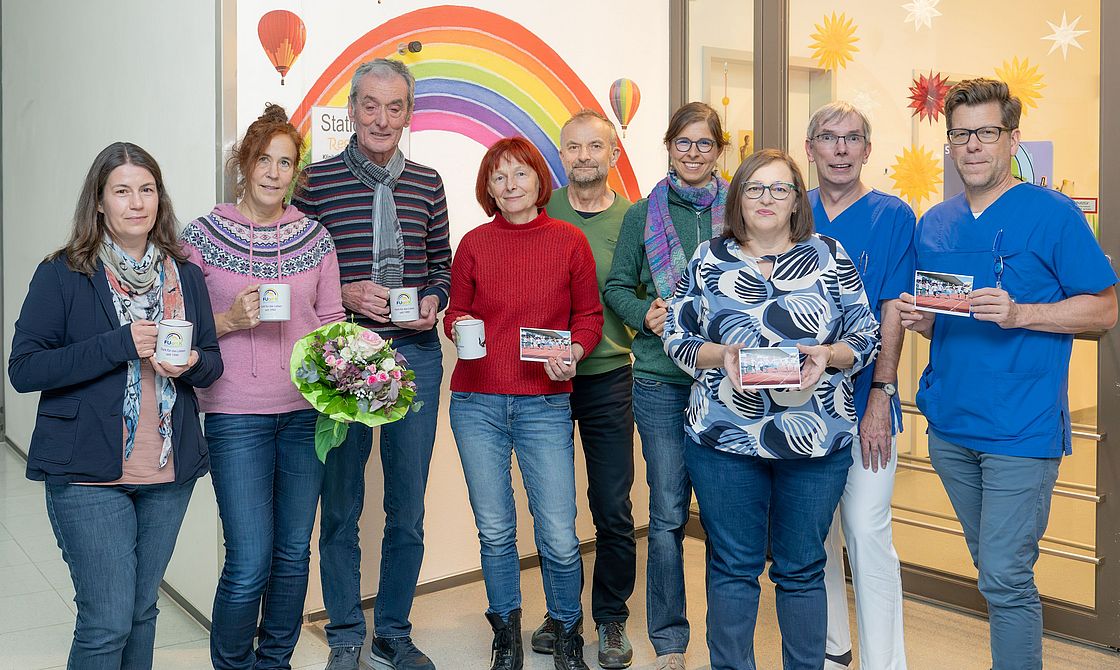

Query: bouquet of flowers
left=291, top=321, right=422, bottom=462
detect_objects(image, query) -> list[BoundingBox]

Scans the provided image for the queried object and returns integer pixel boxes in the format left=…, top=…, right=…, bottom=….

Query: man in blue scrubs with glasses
left=898, top=78, right=1118, bottom=670
left=806, top=101, right=915, bottom=670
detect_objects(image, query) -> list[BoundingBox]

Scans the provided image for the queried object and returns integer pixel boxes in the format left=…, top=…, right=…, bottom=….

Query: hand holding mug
left=149, top=350, right=199, bottom=378
left=131, top=320, right=158, bottom=358
left=342, top=281, right=390, bottom=322
left=225, top=284, right=261, bottom=331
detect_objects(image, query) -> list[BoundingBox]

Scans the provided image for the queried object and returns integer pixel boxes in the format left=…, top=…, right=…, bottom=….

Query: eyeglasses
left=947, top=126, right=1012, bottom=145
left=992, top=228, right=1005, bottom=289
left=741, top=181, right=797, bottom=200
left=811, top=132, right=866, bottom=147
left=673, top=137, right=717, bottom=153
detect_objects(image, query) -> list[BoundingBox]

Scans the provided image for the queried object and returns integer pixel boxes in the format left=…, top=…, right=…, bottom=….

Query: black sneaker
left=531, top=614, right=559, bottom=654
left=596, top=622, right=633, bottom=669
left=326, top=646, right=361, bottom=670
left=367, top=636, right=436, bottom=670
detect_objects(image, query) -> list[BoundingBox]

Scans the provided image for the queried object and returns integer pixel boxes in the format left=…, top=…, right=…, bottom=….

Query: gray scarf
left=341, top=134, right=406, bottom=288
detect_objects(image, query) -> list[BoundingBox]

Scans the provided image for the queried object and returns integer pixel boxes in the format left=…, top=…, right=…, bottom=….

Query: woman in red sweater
left=445, top=137, right=603, bottom=670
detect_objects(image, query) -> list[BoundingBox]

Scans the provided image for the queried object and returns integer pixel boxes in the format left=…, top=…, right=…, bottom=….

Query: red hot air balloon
left=609, top=78, right=641, bottom=138
left=258, top=10, right=306, bottom=86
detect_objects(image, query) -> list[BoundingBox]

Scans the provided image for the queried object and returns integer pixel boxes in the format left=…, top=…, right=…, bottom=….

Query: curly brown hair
left=227, top=103, right=306, bottom=199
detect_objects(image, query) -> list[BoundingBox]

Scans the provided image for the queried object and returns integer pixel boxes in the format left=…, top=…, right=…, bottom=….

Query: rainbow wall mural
left=290, top=5, right=643, bottom=202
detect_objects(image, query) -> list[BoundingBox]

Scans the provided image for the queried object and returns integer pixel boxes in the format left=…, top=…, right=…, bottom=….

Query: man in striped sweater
left=293, top=58, right=451, bottom=670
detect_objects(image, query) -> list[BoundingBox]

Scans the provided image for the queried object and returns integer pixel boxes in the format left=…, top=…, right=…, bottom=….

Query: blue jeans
left=631, top=377, right=692, bottom=655
left=206, top=409, right=324, bottom=669
left=928, top=433, right=1060, bottom=670
left=44, top=480, right=195, bottom=670
left=686, top=439, right=850, bottom=670
left=571, top=365, right=636, bottom=624
left=318, top=339, right=443, bottom=645
left=449, top=392, right=583, bottom=629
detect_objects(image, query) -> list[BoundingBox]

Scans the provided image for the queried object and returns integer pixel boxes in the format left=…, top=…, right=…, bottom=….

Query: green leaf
left=314, top=415, right=349, bottom=463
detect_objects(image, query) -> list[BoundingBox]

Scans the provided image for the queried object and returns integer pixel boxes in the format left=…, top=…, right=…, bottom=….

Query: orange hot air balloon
left=258, top=10, right=306, bottom=86
left=609, top=78, right=641, bottom=138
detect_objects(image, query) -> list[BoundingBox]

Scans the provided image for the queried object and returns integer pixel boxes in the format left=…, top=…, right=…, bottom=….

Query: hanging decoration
left=1042, top=13, right=1089, bottom=60
left=851, top=90, right=881, bottom=120
left=720, top=62, right=732, bottom=179
left=994, top=57, right=1045, bottom=115
left=901, top=0, right=941, bottom=31
left=609, top=78, right=641, bottom=138
left=258, top=10, right=307, bottom=85
left=808, top=12, right=860, bottom=72
left=889, top=145, right=942, bottom=215
left=907, top=71, right=951, bottom=123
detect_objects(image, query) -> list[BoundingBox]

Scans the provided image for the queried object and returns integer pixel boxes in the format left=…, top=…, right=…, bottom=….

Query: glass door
left=782, top=0, right=1118, bottom=646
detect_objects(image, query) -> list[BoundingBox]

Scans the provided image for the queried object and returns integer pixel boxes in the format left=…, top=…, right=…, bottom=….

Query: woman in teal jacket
left=602, top=101, right=728, bottom=670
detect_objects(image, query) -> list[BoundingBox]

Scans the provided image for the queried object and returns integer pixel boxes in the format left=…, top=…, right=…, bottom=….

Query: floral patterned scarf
left=99, top=239, right=184, bottom=467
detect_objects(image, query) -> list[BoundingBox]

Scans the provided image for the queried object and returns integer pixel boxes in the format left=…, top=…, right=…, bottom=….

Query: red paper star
left=908, top=71, right=951, bottom=123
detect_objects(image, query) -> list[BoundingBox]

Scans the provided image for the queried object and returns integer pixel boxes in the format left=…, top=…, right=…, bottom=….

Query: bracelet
left=826, top=343, right=836, bottom=367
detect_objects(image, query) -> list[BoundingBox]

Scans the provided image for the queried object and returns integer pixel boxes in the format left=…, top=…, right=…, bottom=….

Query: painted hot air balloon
left=609, top=78, right=641, bottom=138
left=258, top=10, right=306, bottom=86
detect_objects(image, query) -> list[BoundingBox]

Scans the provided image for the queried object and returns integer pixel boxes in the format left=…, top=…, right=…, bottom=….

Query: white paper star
left=851, top=90, right=881, bottom=121
left=902, top=0, right=941, bottom=31
left=1042, top=13, right=1089, bottom=59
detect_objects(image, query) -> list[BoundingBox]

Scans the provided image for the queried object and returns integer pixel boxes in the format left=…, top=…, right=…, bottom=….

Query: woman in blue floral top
left=663, top=149, right=879, bottom=670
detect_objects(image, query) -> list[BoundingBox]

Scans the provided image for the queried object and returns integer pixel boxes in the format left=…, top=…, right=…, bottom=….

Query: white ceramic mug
left=389, top=287, right=420, bottom=321
left=258, top=283, right=291, bottom=322
left=454, top=319, right=486, bottom=360
left=155, top=319, right=194, bottom=365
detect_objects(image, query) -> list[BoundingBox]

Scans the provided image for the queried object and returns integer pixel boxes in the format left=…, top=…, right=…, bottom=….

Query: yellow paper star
left=809, top=12, right=860, bottom=72
left=994, top=57, right=1046, bottom=115
left=889, top=145, right=942, bottom=214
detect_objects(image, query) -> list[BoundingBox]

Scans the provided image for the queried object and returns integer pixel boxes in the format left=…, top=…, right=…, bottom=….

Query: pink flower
left=360, top=330, right=385, bottom=348
left=366, top=375, right=378, bottom=385
left=367, top=364, right=378, bottom=373
left=376, top=371, right=391, bottom=383
left=390, top=369, right=402, bottom=380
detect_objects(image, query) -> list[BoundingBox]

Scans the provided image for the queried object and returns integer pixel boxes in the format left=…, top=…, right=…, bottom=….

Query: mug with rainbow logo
left=389, top=287, right=420, bottom=321
left=259, top=283, right=291, bottom=322
left=155, top=319, right=194, bottom=365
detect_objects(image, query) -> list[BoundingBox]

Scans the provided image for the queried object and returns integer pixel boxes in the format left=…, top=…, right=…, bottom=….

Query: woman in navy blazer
left=8, top=142, right=222, bottom=670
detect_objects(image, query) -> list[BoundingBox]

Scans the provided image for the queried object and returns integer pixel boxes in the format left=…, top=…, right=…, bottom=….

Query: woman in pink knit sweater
left=179, top=104, right=345, bottom=669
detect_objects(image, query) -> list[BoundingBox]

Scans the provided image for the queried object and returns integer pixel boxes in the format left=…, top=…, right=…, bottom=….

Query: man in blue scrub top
left=898, top=78, right=1118, bottom=670
left=805, top=101, right=915, bottom=670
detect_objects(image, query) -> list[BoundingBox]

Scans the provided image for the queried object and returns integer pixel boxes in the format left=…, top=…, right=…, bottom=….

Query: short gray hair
left=348, top=58, right=416, bottom=113
left=561, top=109, right=619, bottom=148
left=807, top=101, right=871, bottom=142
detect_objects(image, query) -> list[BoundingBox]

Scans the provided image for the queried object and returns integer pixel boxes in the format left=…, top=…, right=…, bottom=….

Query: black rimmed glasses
left=947, top=126, right=1013, bottom=145
left=811, top=132, right=866, bottom=147
left=741, top=181, right=797, bottom=200
left=673, top=137, right=717, bottom=153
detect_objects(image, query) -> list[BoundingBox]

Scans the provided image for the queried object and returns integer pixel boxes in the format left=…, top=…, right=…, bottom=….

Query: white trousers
left=823, top=437, right=907, bottom=670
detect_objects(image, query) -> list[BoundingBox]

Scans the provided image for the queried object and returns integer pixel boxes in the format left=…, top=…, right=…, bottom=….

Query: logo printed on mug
left=163, top=332, right=183, bottom=346
left=261, top=288, right=280, bottom=303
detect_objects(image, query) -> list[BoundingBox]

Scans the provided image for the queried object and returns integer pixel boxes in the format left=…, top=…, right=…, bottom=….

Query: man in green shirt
left=532, top=109, right=636, bottom=669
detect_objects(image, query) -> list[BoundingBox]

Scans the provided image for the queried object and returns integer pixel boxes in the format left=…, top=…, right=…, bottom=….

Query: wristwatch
left=871, top=381, right=897, bottom=398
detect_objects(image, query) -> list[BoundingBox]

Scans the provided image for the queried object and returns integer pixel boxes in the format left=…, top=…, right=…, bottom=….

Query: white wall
left=2, top=0, right=224, bottom=612
left=3, top=0, right=657, bottom=621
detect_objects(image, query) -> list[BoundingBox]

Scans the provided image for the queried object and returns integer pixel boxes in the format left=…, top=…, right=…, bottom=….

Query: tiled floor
left=4, top=441, right=1120, bottom=669
left=0, top=444, right=328, bottom=670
